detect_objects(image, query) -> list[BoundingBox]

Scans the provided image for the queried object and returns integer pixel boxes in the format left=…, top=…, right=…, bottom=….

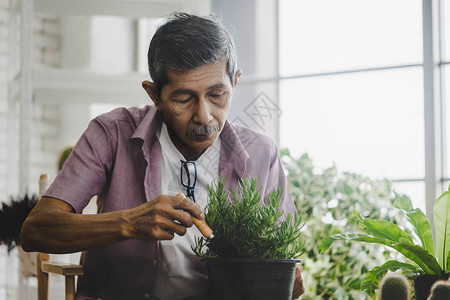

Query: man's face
left=143, top=60, right=240, bottom=160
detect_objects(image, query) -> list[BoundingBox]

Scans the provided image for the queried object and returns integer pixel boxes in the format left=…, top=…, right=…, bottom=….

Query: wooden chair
left=36, top=174, right=84, bottom=300
left=36, top=252, right=84, bottom=300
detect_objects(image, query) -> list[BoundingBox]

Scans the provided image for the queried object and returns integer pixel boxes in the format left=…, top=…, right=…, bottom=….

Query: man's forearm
left=21, top=194, right=204, bottom=254
left=21, top=197, right=130, bottom=254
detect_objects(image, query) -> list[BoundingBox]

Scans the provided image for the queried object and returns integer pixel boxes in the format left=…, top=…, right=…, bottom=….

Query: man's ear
left=142, top=80, right=161, bottom=108
left=234, top=69, right=242, bottom=86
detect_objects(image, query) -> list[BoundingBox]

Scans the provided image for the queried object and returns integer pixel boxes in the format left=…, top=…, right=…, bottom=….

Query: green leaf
left=394, top=193, right=434, bottom=256
left=393, top=191, right=414, bottom=211
left=405, top=209, right=434, bottom=256
left=396, top=238, right=442, bottom=275
left=433, top=190, right=450, bottom=270
left=447, top=251, right=450, bottom=270
left=319, top=233, right=396, bottom=253
left=319, top=233, right=442, bottom=275
left=360, top=271, right=378, bottom=299
left=361, top=260, right=420, bottom=298
left=347, top=277, right=361, bottom=290
left=344, top=184, right=353, bottom=195
left=355, top=211, right=414, bottom=244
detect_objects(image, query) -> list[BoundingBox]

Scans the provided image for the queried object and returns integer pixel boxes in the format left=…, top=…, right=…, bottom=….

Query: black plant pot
left=205, top=258, right=301, bottom=300
left=413, top=274, right=450, bottom=300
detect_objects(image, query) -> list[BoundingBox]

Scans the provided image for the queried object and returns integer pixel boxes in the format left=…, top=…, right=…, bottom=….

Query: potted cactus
left=192, top=177, right=305, bottom=300
left=427, top=280, right=450, bottom=300
left=376, top=272, right=411, bottom=300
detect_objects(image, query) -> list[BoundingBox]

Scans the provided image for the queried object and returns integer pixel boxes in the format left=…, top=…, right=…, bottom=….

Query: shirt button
left=143, top=293, right=151, bottom=299
left=152, top=259, right=157, bottom=266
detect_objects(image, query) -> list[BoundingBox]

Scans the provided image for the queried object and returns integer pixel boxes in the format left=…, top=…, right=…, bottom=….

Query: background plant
left=319, top=188, right=449, bottom=298
left=280, top=150, right=405, bottom=300
left=0, top=194, right=38, bottom=252
left=193, top=177, right=305, bottom=259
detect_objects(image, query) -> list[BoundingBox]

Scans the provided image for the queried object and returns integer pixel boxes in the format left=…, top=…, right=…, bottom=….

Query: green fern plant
left=192, top=177, right=305, bottom=259
left=319, top=188, right=450, bottom=298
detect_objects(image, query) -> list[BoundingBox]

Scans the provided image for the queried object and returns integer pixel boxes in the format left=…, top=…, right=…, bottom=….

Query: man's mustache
left=186, top=125, right=220, bottom=136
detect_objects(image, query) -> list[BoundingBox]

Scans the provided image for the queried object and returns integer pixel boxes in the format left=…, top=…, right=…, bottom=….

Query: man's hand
left=122, top=194, right=204, bottom=241
left=292, top=264, right=305, bottom=299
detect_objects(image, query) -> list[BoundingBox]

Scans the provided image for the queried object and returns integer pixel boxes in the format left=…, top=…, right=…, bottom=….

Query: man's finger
left=159, top=217, right=188, bottom=237
left=173, top=193, right=205, bottom=219
left=172, top=209, right=194, bottom=227
left=292, top=265, right=304, bottom=299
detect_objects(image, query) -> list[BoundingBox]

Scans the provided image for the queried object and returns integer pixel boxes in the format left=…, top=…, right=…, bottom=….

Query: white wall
left=0, top=1, right=12, bottom=297
left=0, top=1, right=9, bottom=200
left=0, top=2, right=64, bottom=298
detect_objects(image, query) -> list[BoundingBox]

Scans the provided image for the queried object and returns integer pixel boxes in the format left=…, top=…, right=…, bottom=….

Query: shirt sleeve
left=44, top=117, right=116, bottom=213
left=267, top=144, right=297, bottom=217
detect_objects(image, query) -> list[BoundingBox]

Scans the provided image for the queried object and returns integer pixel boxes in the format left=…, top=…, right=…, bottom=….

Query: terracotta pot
left=413, top=274, right=449, bottom=300
left=205, top=258, right=301, bottom=300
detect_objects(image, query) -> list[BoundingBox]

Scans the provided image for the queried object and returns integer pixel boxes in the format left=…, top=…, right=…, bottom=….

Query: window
left=443, top=0, right=450, bottom=179
left=279, top=0, right=446, bottom=212
left=279, top=68, right=424, bottom=180
left=279, top=0, right=422, bottom=75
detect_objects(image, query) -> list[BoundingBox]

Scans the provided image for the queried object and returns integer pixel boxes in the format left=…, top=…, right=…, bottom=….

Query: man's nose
left=194, top=98, right=213, bottom=125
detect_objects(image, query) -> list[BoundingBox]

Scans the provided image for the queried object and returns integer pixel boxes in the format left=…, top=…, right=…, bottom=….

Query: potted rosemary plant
left=319, top=188, right=450, bottom=299
left=192, top=177, right=305, bottom=300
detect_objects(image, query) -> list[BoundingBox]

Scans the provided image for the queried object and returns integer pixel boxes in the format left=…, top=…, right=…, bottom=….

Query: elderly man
left=21, top=13, right=304, bottom=300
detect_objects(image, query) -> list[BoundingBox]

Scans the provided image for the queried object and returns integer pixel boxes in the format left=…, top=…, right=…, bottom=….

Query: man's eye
left=173, top=97, right=192, bottom=104
left=209, top=93, right=224, bottom=99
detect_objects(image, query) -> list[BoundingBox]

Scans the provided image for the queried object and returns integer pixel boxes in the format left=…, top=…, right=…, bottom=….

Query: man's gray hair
left=147, top=12, right=238, bottom=93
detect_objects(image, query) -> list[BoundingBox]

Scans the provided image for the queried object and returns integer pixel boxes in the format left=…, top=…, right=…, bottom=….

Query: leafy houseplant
left=319, top=188, right=450, bottom=299
left=0, top=194, right=38, bottom=252
left=193, top=177, right=305, bottom=300
left=58, top=146, right=73, bottom=171
left=281, top=150, right=405, bottom=300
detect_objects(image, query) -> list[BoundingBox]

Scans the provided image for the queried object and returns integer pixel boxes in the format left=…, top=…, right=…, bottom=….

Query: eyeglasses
left=180, top=160, right=197, bottom=203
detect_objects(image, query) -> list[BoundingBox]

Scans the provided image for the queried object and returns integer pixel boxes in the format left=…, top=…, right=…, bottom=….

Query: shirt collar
left=130, top=105, right=162, bottom=148
left=219, top=120, right=249, bottom=181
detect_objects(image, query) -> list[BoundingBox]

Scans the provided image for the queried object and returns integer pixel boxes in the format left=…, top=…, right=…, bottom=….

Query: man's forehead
left=165, top=61, right=230, bottom=91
